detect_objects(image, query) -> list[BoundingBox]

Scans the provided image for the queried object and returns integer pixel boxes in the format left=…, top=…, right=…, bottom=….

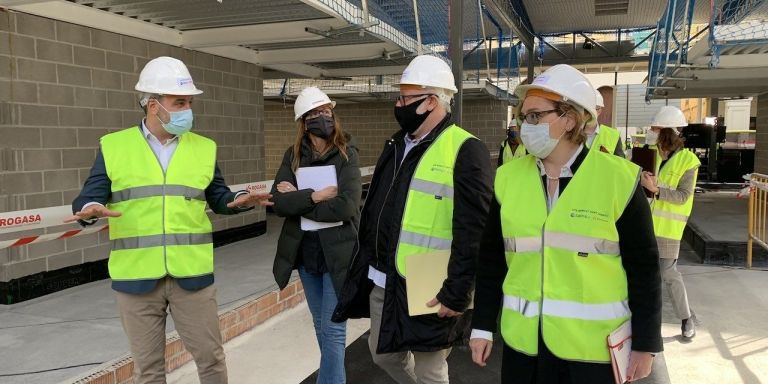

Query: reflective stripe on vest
left=495, top=148, right=639, bottom=362
left=504, top=232, right=619, bottom=255
left=652, top=149, right=700, bottom=240
left=111, top=185, right=206, bottom=203
left=102, top=127, right=216, bottom=281
left=395, top=124, right=475, bottom=277
left=112, top=233, right=213, bottom=250
left=504, top=295, right=630, bottom=321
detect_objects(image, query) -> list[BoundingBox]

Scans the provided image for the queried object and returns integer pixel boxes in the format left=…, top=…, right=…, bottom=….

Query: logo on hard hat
left=533, top=75, right=550, bottom=85
left=177, top=78, right=194, bottom=87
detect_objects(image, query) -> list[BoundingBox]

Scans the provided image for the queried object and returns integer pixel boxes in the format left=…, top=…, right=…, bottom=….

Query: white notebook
left=296, top=165, right=342, bottom=231
left=607, top=320, right=632, bottom=384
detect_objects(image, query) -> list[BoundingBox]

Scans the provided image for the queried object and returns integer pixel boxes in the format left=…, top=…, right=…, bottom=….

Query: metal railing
left=747, top=172, right=768, bottom=268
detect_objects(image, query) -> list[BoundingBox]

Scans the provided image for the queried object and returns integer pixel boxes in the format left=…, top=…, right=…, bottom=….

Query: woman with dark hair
left=271, top=87, right=361, bottom=384
left=470, top=64, right=663, bottom=383
left=641, top=105, right=700, bottom=340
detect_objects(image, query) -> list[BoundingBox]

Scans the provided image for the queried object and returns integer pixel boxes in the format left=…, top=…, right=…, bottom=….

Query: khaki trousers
left=115, top=277, right=227, bottom=384
left=368, top=285, right=452, bottom=384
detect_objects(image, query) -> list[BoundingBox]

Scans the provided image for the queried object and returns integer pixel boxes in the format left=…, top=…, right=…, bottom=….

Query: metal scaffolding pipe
left=450, top=0, right=463, bottom=124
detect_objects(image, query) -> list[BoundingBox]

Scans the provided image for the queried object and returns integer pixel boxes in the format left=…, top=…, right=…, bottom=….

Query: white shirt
left=536, top=146, right=583, bottom=211
left=401, top=133, right=424, bottom=164
left=586, top=125, right=600, bottom=148
left=471, top=147, right=584, bottom=342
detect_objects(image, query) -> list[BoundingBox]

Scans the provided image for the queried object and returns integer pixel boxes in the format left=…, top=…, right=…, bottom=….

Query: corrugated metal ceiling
left=524, top=0, right=712, bottom=34
left=70, top=0, right=331, bottom=30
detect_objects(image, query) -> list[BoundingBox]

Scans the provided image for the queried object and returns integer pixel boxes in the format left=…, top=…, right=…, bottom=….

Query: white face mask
left=645, top=130, right=659, bottom=146
left=520, top=122, right=566, bottom=159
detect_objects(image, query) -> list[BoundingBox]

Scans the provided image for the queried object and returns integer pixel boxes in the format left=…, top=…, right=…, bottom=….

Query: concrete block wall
left=0, top=10, right=265, bottom=282
left=264, top=98, right=508, bottom=177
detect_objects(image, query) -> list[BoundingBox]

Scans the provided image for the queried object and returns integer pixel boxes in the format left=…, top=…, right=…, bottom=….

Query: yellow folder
left=405, top=250, right=474, bottom=316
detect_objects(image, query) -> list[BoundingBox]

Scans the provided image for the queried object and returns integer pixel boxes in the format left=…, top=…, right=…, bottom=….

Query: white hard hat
left=294, top=87, right=336, bottom=121
left=514, top=64, right=597, bottom=124
left=395, top=55, right=458, bottom=93
left=595, top=89, right=604, bottom=108
left=651, top=106, right=687, bottom=128
left=135, top=56, right=202, bottom=97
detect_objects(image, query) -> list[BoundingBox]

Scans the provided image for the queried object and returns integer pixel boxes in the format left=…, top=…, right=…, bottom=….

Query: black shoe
left=682, top=316, right=696, bottom=339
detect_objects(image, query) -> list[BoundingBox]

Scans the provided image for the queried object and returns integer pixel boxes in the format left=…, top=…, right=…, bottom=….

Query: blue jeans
left=298, top=266, right=347, bottom=384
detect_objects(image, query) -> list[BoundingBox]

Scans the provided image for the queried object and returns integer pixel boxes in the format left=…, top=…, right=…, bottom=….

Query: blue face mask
left=156, top=101, right=193, bottom=135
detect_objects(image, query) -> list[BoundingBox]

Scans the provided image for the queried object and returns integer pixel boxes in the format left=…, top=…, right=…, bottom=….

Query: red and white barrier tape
left=0, top=166, right=376, bottom=248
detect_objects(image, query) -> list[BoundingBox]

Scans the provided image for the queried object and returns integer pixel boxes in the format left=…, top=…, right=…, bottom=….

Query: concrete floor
left=689, top=192, right=748, bottom=243
left=168, top=241, right=768, bottom=384
left=0, top=215, right=287, bottom=384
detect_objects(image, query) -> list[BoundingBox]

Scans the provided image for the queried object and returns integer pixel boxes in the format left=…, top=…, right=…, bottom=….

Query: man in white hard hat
left=584, top=88, right=624, bottom=156
left=334, top=55, right=493, bottom=384
left=65, top=56, right=272, bottom=384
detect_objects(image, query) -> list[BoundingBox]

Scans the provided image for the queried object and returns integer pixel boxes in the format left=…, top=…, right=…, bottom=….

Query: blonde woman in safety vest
left=640, top=106, right=700, bottom=340
left=470, top=64, right=663, bottom=383
left=65, top=57, right=272, bottom=384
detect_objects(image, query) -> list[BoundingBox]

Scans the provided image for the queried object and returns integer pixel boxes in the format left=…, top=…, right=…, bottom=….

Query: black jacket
left=333, top=115, right=493, bottom=353
left=472, top=147, right=663, bottom=379
left=271, top=134, right=361, bottom=296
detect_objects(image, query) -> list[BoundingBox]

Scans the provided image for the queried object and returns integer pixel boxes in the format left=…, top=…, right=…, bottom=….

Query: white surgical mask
left=520, top=122, right=565, bottom=159
left=645, top=130, right=659, bottom=146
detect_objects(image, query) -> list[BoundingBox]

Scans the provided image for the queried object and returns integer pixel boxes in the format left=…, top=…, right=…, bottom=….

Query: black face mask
left=305, top=116, right=335, bottom=139
left=394, top=97, right=432, bottom=134
left=507, top=129, right=517, bottom=143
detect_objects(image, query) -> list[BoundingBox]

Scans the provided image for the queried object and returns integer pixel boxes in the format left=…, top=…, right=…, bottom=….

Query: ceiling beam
left=181, top=19, right=344, bottom=48
left=0, top=0, right=55, bottom=6
left=5, top=0, right=182, bottom=45
left=254, top=42, right=395, bottom=65
left=483, top=0, right=534, bottom=48
left=324, top=65, right=407, bottom=77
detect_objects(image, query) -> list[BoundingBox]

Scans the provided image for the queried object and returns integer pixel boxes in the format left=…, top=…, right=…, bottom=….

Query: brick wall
left=0, top=10, right=265, bottom=282
left=755, top=94, right=768, bottom=173
left=264, top=98, right=508, bottom=177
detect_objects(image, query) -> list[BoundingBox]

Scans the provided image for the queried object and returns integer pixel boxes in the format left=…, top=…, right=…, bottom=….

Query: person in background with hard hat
left=584, top=89, right=624, bottom=156
left=333, top=55, right=493, bottom=384
left=641, top=105, right=700, bottom=340
left=469, top=64, right=662, bottom=383
left=65, top=56, right=272, bottom=384
left=270, top=87, right=361, bottom=384
left=498, top=118, right=527, bottom=166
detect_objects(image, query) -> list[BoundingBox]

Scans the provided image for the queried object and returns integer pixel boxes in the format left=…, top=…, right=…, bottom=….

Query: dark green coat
left=271, top=134, right=361, bottom=295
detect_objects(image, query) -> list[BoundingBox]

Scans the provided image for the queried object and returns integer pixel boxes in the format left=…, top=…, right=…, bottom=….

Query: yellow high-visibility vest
left=101, top=126, right=216, bottom=281
left=651, top=149, right=700, bottom=240
left=395, top=124, right=475, bottom=277
left=495, top=149, right=639, bottom=362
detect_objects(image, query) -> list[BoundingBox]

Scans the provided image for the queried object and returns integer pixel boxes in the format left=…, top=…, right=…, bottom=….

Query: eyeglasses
left=396, top=93, right=435, bottom=106
left=304, top=108, right=333, bottom=120
left=518, top=109, right=560, bottom=125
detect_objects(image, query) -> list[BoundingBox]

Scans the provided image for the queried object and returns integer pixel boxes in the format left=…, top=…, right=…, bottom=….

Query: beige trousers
left=368, top=285, right=452, bottom=384
left=115, top=277, right=227, bottom=384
